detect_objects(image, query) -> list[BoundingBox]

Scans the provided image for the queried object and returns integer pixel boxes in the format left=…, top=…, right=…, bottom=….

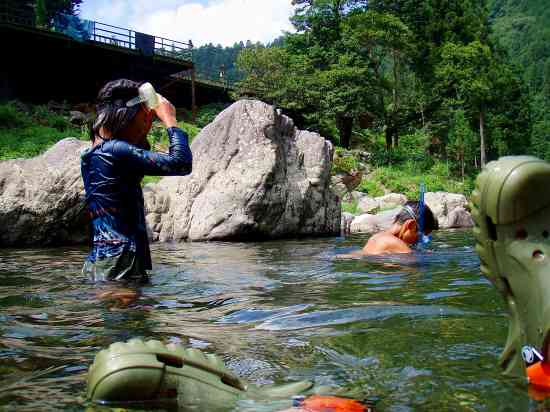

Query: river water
left=0, top=230, right=538, bottom=411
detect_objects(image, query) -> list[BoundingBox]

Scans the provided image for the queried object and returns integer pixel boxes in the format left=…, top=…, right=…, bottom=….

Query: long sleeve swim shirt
left=80, top=127, right=192, bottom=274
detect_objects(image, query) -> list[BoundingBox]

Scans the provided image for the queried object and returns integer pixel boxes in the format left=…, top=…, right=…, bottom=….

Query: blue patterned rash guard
left=80, top=127, right=192, bottom=282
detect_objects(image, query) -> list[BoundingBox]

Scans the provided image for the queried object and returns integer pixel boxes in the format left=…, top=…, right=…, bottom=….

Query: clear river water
left=0, top=230, right=541, bottom=411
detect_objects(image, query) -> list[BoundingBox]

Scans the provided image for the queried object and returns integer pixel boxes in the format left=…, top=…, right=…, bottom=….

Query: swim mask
left=126, top=82, right=159, bottom=109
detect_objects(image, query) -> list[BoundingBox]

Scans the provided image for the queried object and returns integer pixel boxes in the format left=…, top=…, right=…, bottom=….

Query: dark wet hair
left=91, top=79, right=142, bottom=141
left=394, top=201, right=439, bottom=232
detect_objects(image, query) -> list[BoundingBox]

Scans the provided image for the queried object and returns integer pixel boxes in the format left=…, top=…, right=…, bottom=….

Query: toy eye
left=533, top=250, right=545, bottom=260
left=516, top=228, right=528, bottom=240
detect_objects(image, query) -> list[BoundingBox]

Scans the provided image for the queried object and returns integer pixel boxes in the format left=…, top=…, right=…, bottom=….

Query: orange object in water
left=527, top=361, right=550, bottom=391
left=301, top=395, right=367, bottom=412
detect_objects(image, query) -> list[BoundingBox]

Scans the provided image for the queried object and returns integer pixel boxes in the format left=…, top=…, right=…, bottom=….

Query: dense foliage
left=0, top=102, right=86, bottom=160
left=192, top=42, right=261, bottom=84
left=35, top=0, right=82, bottom=26
left=232, top=0, right=537, bottom=181
left=0, top=102, right=203, bottom=163
left=488, top=0, right=550, bottom=161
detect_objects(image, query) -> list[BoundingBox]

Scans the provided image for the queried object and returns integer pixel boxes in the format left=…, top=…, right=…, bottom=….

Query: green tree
left=435, top=41, right=495, bottom=166
left=447, top=107, right=477, bottom=178
left=234, top=0, right=532, bottom=165
left=235, top=47, right=293, bottom=104
left=237, top=1, right=410, bottom=148
left=342, top=11, right=414, bottom=149
left=35, top=0, right=82, bottom=27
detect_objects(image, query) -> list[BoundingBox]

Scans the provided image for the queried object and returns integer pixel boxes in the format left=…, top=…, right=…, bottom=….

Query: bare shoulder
left=363, top=232, right=411, bottom=255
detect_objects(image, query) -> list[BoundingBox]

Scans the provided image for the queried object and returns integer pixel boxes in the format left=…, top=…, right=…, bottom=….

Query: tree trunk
left=421, top=109, right=425, bottom=128
left=385, top=126, right=393, bottom=151
left=479, top=109, right=486, bottom=168
left=393, top=132, right=399, bottom=147
left=337, top=114, right=353, bottom=149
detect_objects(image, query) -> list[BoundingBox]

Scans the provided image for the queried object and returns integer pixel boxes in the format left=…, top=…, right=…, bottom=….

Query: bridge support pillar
left=191, top=68, right=197, bottom=122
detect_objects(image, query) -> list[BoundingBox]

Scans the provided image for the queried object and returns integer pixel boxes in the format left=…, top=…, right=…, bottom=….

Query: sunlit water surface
left=0, top=231, right=541, bottom=411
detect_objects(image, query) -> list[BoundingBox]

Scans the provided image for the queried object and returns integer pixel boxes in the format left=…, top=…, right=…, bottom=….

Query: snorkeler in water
left=361, top=200, right=439, bottom=255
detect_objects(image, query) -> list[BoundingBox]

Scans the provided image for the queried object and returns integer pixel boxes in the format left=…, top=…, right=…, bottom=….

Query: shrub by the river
left=370, top=165, right=474, bottom=199
left=0, top=102, right=86, bottom=160
left=332, top=129, right=474, bottom=200
left=0, top=101, right=210, bottom=162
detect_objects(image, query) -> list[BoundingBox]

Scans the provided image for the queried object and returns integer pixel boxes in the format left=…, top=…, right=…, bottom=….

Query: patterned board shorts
left=82, top=250, right=149, bottom=283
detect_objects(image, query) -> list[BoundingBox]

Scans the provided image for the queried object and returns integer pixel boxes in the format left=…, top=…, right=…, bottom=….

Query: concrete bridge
left=0, top=2, right=233, bottom=116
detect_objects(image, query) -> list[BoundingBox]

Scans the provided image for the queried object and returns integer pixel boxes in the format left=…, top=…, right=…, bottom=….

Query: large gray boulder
left=447, top=206, right=474, bottom=228
left=350, top=208, right=400, bottom=234
left=357, top=193, right=407, bottom=214
left=146, top=100, right=340, bottom=241
left=357, top=195, right=378, bottom=214
left=425, top=192, right=471, bottom=229
left=0, top=138, right=89, bottom=246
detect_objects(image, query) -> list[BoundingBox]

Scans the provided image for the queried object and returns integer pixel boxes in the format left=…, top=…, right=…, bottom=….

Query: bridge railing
left=91, top=21, right=134, bottom=49
left=170, top=66, right=239, bottom=89
left=155, top=36, right=193, bottom=61
left=91, top=21, right=193, bottom=61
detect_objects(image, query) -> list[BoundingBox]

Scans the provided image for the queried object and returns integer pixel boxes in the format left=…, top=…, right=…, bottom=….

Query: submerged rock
left=0, top=138, right=89, bottom=246
left=146, top=100, right=340, bottom=241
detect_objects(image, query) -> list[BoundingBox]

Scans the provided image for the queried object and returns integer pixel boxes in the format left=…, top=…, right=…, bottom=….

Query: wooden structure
left=0, top=1, right=231, bottom=112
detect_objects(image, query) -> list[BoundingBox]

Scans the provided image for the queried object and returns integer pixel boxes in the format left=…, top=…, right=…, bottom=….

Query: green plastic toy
left=87, top=338, right=315, bottom=410
left=471, top=156, right=550, bottom=377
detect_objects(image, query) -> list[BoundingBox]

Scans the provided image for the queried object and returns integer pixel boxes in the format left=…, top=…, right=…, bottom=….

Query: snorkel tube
left=417, top=183, right=432, bottom=246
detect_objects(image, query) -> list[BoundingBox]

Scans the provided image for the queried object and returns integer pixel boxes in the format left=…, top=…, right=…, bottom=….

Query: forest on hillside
left=192, top=41, right=257, bottom=84
left=227, top=0, right=548, bottom=183
left=488, top=0, right=550, bottom=161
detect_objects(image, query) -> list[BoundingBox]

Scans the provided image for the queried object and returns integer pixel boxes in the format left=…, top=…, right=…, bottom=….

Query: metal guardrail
left=170, top=67, right=238, bottom=89
left=90, top=21, right=193, bottom=61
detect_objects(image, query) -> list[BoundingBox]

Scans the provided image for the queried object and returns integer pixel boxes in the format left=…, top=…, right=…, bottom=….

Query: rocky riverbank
left=0, top=98, right=474, bottom=247
left=340, top=190, right=473, bottom=235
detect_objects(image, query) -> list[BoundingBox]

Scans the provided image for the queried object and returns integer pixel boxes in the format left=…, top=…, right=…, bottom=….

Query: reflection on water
left=0, top=231, right=536, bottom=411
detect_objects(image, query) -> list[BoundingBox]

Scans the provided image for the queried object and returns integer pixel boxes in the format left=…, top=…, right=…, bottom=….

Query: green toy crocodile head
left=87, top=338, right=316, bottom=411
left=471, top=156, right=550, bottom=377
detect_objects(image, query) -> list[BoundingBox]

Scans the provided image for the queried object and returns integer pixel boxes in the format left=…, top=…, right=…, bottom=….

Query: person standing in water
left=362, top=200, right=438, bottom=255
left=81, top=79, right=192, bottom=283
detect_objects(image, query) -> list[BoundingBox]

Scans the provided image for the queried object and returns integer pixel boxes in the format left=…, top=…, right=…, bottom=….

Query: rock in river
left=0, top=138, right=89, bottom=246
left=146, top=99, right=340, bottom=241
